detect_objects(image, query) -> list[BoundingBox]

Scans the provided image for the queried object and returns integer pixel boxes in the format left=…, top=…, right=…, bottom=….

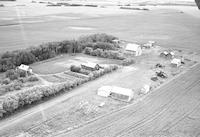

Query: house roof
left=171, top=58, right=181, bottom=64
left=18, top=64, right=30, bottom=71
left=125, top=43, right=141, bottom=51
left=81, top=62, right=99, bottom=68
left=111, top=86, right=134, bottom=97
left=148, top=41, right=155, bottom=44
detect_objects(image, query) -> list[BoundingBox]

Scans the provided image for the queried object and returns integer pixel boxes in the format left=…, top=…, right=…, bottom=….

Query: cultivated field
left=0, top=1, right=200, bottom=53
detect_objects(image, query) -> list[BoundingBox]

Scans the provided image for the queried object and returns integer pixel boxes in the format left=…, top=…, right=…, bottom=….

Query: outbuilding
left=97, top=86, right=112, bottom=97
left=125, top=43, right=142, bottom=56
left=140, top=85, right=150, bottom=94
left=81, top=62, right=100, bottom=71
left=110, top=86, right=134, bottom=102
left=18, top=64, right=33, bottom=73
left=171, top=58, right=181, bottom=67
left=143, top=41, right=155, bottom=48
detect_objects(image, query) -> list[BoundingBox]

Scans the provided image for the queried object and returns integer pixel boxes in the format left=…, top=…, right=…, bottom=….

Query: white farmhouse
left=171, top=58, right=181, bottom=67
left=125, top=43, right=142, bottom=56
left=18, top=64, right=33, bottom=73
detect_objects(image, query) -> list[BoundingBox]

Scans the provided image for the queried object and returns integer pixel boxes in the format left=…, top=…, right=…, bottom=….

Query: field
left=0, top=1, right=200, bottom=53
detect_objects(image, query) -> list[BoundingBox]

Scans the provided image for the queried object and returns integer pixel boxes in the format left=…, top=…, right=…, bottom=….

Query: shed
left=160, top=51, right=175, bottom=59
left=97, top=86, right=112, bottom=97
left=143, top=41, right=155, bottom=48
left=110, top=86, right=134, bottom=102
left=125, top=43, right=142, bottom=56
left=171, top=58, right=181, bottom=67
left=18, top=64, right=32, bottom=73
left=140, top=85, right=150, bottom=94
left=81, top=62, right=100, bottom=71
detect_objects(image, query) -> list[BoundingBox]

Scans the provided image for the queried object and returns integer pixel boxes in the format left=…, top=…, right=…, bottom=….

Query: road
left=55, top=64, right=200, bottom=137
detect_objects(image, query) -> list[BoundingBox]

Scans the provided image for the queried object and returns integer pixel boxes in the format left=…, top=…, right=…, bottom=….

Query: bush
left=93, top=42, right=115, bottom=50
left=79, top=33, right=117, bottom=44
left=2, top=78, right=10, bottom=85
left=27, top=76, right=39, bottom=82
left=84, top=48, right=125, bottom=60
left=122, top=58, right=135, bottom=66
left=5, top=69, right=28, bottom=80
left=70, top=65, right=81, bottom=73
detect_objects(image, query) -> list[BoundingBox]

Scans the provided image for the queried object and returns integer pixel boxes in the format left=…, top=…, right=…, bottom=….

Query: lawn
left=31, top=53, right=121, bottom=74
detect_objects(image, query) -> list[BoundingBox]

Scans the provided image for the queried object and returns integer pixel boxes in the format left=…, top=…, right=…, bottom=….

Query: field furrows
left=58, top=64, right=200, bottom=137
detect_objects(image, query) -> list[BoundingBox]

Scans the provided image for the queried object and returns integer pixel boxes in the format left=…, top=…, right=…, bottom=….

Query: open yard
left=31, top=53, right=122, bottom=74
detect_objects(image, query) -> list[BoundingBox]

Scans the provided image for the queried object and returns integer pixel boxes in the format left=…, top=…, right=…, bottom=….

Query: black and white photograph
left=0, top=0, right=200, bottom=136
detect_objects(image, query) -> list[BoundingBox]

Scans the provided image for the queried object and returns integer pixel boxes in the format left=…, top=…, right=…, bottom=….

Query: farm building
left=112, top=39, right=120, bottom=44
left=81, top=62, right=100, bottom=71
left=125, top=43, right=142, bottom=56
left=17, top=64, right=33, bottom=73
left=110, top=86, right=134, bottom=102
left=97, top=86, right=112, bottom=97
left=140, top=85, right=150, bottom=94
left=171, top=58, right=181, bottom=67
left=160, top=51, right=175, bottom=59
left=97, top=86, right=134, bottom=102
left=143, top=41, right=155, bottom=48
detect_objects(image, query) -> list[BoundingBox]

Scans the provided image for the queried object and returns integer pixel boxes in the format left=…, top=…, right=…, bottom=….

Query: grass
left=31, top=53, right=121, bottom=74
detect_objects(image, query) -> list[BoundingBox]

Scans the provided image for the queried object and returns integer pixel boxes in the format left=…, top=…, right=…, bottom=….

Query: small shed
left=143, top=41, right=155, bottom=48
left=112, top=39, right=120, bottom=44
left=81, top=62, right=100, bottom=71
left=171, top=58, right=181, bottom=67
left=18, top=64, right=33, bottom=73
left=160, top=51, right=175, bottom=59
left=110, top=86, right=134, bottom=102
left=125, top=43, right=142, bottom=56
left=97, top=86, right=112, bottom=97
left=140, top=85, right=150, bottom=94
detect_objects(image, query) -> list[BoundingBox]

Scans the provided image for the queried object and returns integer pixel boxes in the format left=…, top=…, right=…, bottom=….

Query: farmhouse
left=110, top=86, right=134, bottom=102
left=18, top=64, right=33, bottom=73
left=81, top=62, right=100, bottom=71
left=125, top=43, right=142, bottom=56
left=171, top=58, right=181, bottom=67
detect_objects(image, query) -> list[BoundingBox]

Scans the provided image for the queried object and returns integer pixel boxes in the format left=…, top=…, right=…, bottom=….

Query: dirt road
left=56, top=64, right=200, bottom=137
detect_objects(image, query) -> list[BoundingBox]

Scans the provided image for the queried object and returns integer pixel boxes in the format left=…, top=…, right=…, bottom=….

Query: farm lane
left=57, top=64, right=200, bottom=137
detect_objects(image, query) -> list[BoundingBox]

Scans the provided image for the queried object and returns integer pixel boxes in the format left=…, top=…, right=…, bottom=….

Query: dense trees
left=0, top=33, right=118, bottom=72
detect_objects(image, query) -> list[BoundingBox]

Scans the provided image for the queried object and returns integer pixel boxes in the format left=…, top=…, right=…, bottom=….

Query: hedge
left=84, top=47, right=125, bottom=60
left=0, top=65, right=118, bottom=118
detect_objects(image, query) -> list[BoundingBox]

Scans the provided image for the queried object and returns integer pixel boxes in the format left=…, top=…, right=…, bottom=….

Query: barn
left=125, top=43, right=142, bottom=56
left=81, top=62, right=100, bottom=71
left=171, top=58, right=181, bottom=67
left=110, top=86, right=134, bottom=102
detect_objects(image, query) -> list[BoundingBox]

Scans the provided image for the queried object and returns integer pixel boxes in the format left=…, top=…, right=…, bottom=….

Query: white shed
left=97, top=86, right=112, bottom=97
left=110, top=86, right=134, bottom=102
left=125, top=43, right=142, bottom=56
left=171, top=58, right=181, bottom=67
left=140, top=85, right=150, bottom=94
left=81, top=62, right=100, bottom=71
